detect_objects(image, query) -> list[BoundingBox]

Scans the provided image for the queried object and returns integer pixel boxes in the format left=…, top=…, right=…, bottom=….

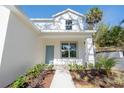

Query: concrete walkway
left=50, top=65, right=75, bottom=88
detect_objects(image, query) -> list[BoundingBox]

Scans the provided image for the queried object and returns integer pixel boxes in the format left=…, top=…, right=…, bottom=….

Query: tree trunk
left=88, top=24, right=94, bottom=30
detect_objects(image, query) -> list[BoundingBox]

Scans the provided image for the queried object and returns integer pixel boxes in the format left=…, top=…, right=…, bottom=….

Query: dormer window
left=66, top=20, right=72, bottom=30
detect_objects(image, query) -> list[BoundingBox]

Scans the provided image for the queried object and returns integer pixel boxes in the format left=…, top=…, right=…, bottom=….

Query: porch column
left=85, top=36, right=95, bottom=65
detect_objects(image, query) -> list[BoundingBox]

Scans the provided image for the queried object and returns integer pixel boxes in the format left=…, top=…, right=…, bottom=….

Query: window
left=66, top=20, right=72, bottom=30
left=61, top=42, right=77, bottom=58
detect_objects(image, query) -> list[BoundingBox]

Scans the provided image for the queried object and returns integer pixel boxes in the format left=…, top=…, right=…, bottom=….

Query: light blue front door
left=45, top=45, right=54, bottom=64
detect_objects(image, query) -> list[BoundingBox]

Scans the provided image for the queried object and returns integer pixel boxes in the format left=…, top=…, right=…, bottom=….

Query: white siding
left=54, top=12, right=85, bottom=31
left=0, top=9, right=42, bottom=87
left=0, top=6, right=10, bottom=67
left=33, top=11, right=85, bottom=31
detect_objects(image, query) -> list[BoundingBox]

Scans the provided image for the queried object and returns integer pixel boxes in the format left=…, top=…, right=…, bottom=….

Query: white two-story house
left=0, top=6, right=96, bottom=87
left=31, top=8, right=95, bottom=65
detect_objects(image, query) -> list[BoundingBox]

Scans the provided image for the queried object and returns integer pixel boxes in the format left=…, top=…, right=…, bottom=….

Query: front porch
left=40, top=32, right=95, bottom=65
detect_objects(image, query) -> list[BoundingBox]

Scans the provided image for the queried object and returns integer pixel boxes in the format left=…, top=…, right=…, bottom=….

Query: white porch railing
left=49, top=59, right=84, bottom=65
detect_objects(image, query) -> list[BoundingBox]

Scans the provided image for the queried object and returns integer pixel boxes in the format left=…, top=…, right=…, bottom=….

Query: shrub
left=44, top=64, right=54, bottom=70
left=98, top=57, right=118, bottom=76
left=75, top=64, right=85, bottom=71
left=26, top=64, right=44, bottom=78
left=88, top=63, right=94, bottom=69
left=68, top=64, right=76, bottom=71
left=95, top=62, right=102, bottom=70
left=68, top=64, right=73, bottom=71
left=9, top=64, right=54, bottom=88
left=68, top=64, right=85, bottom=71
left=10, top=76, right=27, bottom=88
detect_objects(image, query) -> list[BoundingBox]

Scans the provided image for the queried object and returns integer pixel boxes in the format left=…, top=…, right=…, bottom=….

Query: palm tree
left=97, top=56, right=117, bottom=76
left=86, top=7, right=103, bottom=30
left=94, top=23, right=110, bottom=47
left=119, top=19, right=124, bottom=26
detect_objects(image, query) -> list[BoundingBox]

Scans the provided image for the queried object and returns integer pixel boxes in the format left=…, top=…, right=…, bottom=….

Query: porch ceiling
left=39, top=31, right=94, bottom=39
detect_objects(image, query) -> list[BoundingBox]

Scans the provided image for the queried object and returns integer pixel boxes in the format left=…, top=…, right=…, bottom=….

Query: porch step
left=50, top=65, right=75, bottom=88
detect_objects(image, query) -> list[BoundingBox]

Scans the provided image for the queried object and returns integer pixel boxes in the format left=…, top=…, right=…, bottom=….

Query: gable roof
left=52, top=8, right=85, bottom=18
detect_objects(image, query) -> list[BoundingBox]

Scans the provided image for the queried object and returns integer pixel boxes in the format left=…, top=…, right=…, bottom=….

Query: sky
left=20, top=5, right=124, bottom=26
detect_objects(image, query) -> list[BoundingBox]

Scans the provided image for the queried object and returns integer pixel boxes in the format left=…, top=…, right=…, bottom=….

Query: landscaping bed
left=68, top=56, right=124, bottom=88
left=40, top=70, right=55, bottom=88
left=70, top=70, right=124, bottom=88
left=7, top=64, right=55, bottom=88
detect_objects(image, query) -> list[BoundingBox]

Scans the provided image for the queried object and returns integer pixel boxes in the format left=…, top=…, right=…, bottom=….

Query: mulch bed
left=40, top=70, right=55, bottom=88
left=27, top=70, right=55, bottom=88
left=6, top=70, right=55, bottom=88
left=70, top=70, right=124, bottom=88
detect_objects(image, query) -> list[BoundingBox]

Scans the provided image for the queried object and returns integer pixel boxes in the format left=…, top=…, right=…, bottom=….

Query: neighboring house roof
left=96, top=47, right=124, bottom=52
left=52, top=8, right=85, bottom=18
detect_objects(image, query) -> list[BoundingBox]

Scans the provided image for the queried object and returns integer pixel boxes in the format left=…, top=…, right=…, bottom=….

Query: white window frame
left=60, top=42, right=78, bottom=58
left=65, top=20, right=72, bottom=30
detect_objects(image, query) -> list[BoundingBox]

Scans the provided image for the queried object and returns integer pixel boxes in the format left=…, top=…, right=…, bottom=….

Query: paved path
left=50, top=65, right=75, bottom=88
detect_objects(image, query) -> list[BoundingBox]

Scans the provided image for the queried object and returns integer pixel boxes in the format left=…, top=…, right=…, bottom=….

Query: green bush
left=44, top=64, right=54, bottom=70
left=68, top=64, right=85, bottom=71
left=95, top=62, right=102, bottom=70
left=26, top=64, right=44, bottom=78
left=10, top=76, right=27, bottom=88
left=97, top=56, right=118, bottom=76
left=75, top=64, right=85, bottom=71
left=94, top=24, right=124, bottom=47
left=9, top=64, right=54, bottom=88
left=68, top=64, right=74, bottom=70
left=88, top=63, right=94, bottom=69
left=47, top=64, right=54, bottom=70
left=68, top=64, right=73, bottom=70
left=68, top=64, right=78, bottom=71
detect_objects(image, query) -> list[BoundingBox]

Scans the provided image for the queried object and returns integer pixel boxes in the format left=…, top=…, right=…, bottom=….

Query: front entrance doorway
left=45, top=45, right=54, bottom=64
